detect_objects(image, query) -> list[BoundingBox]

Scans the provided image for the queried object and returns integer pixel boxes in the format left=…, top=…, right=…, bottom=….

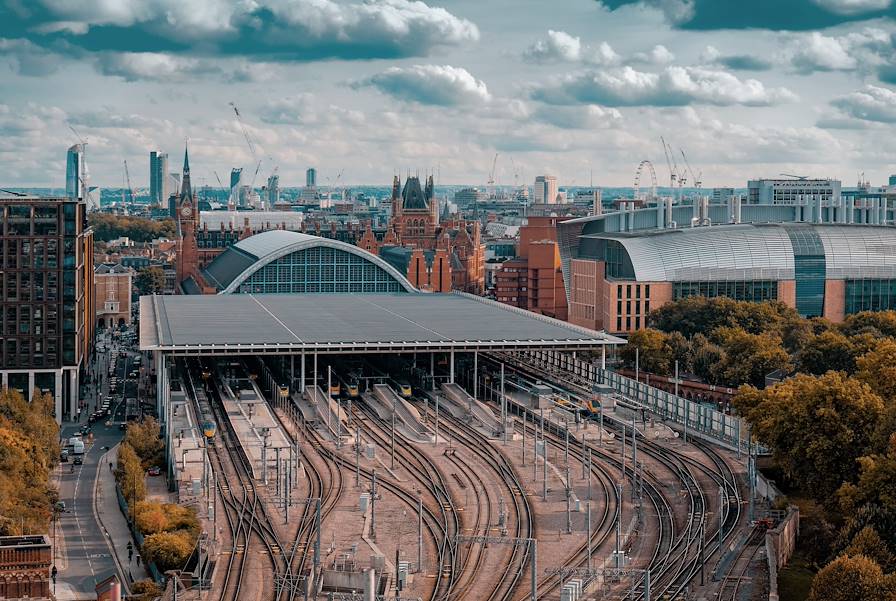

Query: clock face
left=181, top=205, right=192, bottom=217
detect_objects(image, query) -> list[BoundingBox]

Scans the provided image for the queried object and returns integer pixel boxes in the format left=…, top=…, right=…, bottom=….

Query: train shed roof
left=140, top=292, right=622, bottom=355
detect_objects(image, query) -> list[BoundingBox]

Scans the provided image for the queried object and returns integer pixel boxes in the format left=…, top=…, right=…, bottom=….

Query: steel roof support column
left=449, top=350, right=455, bottom=384
left=300, top=351, right=305, bottom=394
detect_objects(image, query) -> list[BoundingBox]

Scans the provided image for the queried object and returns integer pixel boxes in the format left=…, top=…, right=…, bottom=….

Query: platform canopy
left=140, top=292, right=623, bottom=355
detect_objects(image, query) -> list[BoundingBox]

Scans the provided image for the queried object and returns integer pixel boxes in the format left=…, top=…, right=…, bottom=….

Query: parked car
left=73, top=456, right=83, bottom=465
left=147, top=466, right=161, bottom=476
left=60, top=450, right=69, bottom=462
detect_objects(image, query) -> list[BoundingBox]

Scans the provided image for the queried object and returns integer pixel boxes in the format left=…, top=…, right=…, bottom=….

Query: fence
left=115, top=484, right=164, bottom=583
left=519, top=350, right=754, bottom=454
left=767, top=507, right=800, bottom=601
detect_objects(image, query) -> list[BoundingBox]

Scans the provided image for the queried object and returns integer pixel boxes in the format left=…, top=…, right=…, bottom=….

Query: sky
left=2, top=0, right=896, bottom=189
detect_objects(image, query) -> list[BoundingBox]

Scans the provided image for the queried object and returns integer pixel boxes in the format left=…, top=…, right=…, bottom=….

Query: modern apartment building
left=533, top=175, right=559, bottom=205
left=1, top=194, right=94, bottom=421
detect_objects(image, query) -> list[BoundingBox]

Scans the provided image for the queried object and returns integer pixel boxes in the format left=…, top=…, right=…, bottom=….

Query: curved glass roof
left=202, top=230, right=416, bottom=293
left=584, top=223, right=896, bottom=282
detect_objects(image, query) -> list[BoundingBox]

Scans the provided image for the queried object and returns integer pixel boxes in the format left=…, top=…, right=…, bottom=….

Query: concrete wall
left=823, top=279, right=846, bottom=322
left=767, top=507, right=800, bottom=601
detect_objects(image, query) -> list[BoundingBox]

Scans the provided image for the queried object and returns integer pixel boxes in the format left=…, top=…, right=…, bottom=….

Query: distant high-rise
left=889, top=174, right=896, bottom=186
left=306, top=168, right=317, bottom=188
left=534, top=175, right=558, bottom=204
left=66, top=144, right=85, bottom=200
left=266, top=174, right=280, bottom=206
left=149, top=151, right=169, bottom=205
left=230, top=168, right=243, bottom=207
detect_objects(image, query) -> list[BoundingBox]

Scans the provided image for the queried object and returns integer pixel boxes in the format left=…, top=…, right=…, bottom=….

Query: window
left=673, top=280, right=778, bottom=302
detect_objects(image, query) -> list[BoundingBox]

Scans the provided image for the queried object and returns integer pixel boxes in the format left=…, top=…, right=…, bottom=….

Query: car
left=119, top=423, right=127, bottom=431
left=147, top=466, right=161, bottom=476
left=73, top=456, right=83, bottom=465
left=55, top=501, right=66, bottom=512
left=60, top=450, right=69, bottom=462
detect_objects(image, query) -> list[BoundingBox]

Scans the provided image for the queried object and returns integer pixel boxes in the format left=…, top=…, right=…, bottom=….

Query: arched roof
left=202, top=230, right=416, bottom=293
left=583, top=223, right=896, bottom=282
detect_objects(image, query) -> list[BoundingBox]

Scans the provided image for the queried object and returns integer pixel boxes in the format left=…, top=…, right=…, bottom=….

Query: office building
left=454, top=188, right=488, bottom=207
left=266, top=173, right=280, bottom=207
left=560, top=188, right=896, bottom=334
left=534, top=175, right=559, bottom=204
left=230, top=168, right=243, bottom=208
left=712, top=188, right=736, bottom=204
left=149, top=151, right=169, bottom=205
left=65, top=144, right=85, bottom=200
left=747, top=178, right=841, bottom=205
left=306, top=167, right=317, bottom=188
left=0, top=193, right=95, bottom=421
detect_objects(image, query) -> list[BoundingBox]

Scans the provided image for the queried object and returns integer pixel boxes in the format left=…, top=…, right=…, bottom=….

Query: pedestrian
left=109, top=461, right=113, bottom=472
left=135, top=554, right=141, bottom=566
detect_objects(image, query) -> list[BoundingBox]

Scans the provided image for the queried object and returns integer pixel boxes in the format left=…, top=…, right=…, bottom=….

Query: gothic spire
left=180, top=141, right=193, bottom=200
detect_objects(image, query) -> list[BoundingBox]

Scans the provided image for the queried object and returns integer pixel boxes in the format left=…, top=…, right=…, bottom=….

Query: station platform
left=304, top=385, right=347, bottom=441
left=169, top=389, right=206, bottom=499
left=440, top=383, right=503, bottom=436
left=220, top=391, right=292, bottom=481
left=366, top=384, right=432, bottom=443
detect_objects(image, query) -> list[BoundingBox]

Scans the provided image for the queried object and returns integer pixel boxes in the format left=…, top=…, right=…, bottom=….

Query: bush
left=124, top=417, right=164, bottom=469
left=135, top=501, right=199, bottom=536
left=116, top=442, right=146, bottom=511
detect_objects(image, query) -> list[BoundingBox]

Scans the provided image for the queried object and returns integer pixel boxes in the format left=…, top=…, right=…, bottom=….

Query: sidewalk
left=95, top=444, right=146, bottom=595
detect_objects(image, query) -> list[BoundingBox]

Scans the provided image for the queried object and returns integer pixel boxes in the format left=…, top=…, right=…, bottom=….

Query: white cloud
left=353, top=65, right=491, bottom=106
left=787, top=28, right=891, bottom=74
left=811, top=0, right=892, bottom=14
left=93, top=52, right=276, bottom=82
left=533, top=104, right=623, bottom=129
left=631, top=44, right=675, bottom=65
left=258, top=94, right=365, bottom=127
left=533, top=65, right=797, bottom=107
left=523, top=30, right=583, bottom=63
left=831, top=84, right=896, bottom=123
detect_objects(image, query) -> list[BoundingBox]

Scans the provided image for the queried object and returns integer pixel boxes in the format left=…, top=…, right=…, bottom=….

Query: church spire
left=180, top=141, right=193, bottom=200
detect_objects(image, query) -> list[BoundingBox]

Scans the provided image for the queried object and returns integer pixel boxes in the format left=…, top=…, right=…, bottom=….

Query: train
left=393, top=378, right=413, bottom=398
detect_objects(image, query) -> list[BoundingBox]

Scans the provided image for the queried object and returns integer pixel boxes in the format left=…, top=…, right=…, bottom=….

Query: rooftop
left=140, top=292, right=621, bottom=354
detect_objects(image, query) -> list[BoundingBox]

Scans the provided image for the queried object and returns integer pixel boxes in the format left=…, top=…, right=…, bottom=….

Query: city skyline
left=3, top=1, right=896, bottom=188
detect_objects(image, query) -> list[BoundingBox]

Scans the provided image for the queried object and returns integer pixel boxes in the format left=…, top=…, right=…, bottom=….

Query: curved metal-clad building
left=201, top=230, right=417, bottom=294
left=567, top=222, right=896, bottom=334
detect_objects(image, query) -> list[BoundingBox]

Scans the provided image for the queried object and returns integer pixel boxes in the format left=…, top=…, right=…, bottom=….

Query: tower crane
left=486, top=153, right=499, bottom=198
left=779, top=173, right=809, bottom=180
left=122, top=160, right=136, bottom=205
left=229, top=101, right=263, bottom=190
left=680, top=148, right=702, bottom=189
left=660, top=136, right=677, bottom=189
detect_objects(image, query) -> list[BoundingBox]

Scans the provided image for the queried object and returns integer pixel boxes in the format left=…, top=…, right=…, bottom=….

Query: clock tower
left=175, top=143, right=200, bottom=290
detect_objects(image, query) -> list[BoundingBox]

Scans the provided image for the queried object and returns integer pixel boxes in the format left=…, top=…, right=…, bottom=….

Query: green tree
left=837, top=437, right=896, bottom=516
left=809, top=555, right=892, bottom=601
left=89, top=214, right=176, bottom=243
left=649, top=296, right=798, bottom=338
left=690, top=333, right=725, bottom=384
left=135, top=267, right=166, bottom=296
left=710, top=327, right=791, bottom=388
left=141, top=531, right=195, bottom=572
left=619, top=329, right=672, bottom=375
left=844, top=527, right=896, bottom=573
left=734, top=372, right=883, bottom=501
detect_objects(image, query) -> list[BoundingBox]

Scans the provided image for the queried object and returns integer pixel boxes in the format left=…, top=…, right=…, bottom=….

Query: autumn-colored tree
left=619, top=328, right=672, bottom=376
left=710, top=327, right=791, bottom=388
left=131, top=579, right=162, bottom=601
left=141, top=531, right=195, bottom=572
left=734, top=372, right=883, bottom=501
left=88, top=213, right=176, bottom=243
left=0, top=390, right=60, bottom=535
left=796, top=330, right=860, bottom=375
left=649, top=296, right=798, bottom=337
left=116, top=442, right=146, bottom=512
left=809, top=555, right=891, bottom=601
left=856, top=338, right=896, bottom=403
left=844, top=527, right=896, bottom=573
left=690, top=333, right=725, bottom=384
left=135, top=501, right=199, bottom=536
left=837, top=436, right=896, bottom=516
left=124, top=417, right=164, bottom=468
left=840, top=310, right=896, bottom=339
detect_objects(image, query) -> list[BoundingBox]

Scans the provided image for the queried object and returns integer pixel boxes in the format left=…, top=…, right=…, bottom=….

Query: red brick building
left=495, top=216, right=568, bottom=320
left=0, top=535, right=51, bottom=599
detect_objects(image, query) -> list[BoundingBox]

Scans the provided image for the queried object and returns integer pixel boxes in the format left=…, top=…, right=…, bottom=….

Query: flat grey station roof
left=140, top=292, right=623, bottom=355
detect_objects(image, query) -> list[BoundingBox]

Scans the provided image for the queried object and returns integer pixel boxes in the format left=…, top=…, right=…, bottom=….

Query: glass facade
left=236, top=246, right=409, bottom=294
left=673, top=280, right=778, bottom=302
left=786, top=227, right=826, bottom=317
left=845, top=279, right=896, bottom=314
left=603, top=240, right=636, bottom=279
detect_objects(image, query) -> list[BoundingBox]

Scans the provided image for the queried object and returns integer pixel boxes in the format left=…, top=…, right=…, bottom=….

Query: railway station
left=137, top=231, right=763, bottom=601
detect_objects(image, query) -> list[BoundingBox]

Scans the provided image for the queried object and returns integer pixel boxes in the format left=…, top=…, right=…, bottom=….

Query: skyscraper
left=65, top=144, right=85, bottom=200
left=266, top=173, right=280, bottom=206
left=149, top=151, right=169, bottom=205
left=534, top=175, right=558, bottom=204
left=230, top=168, right=243, bottom=207
left=306, top=167, right=317, bottom=188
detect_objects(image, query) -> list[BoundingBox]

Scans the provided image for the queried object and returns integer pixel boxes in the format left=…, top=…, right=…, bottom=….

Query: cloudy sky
left=3, top=0, right=896, bottom=188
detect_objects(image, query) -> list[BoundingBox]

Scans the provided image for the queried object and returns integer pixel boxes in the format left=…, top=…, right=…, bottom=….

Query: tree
left=690, top=334, right=725, bottom=384
left=619, top=329, right=672, bottom=375
left=809, top=555, right=891, bottom=601
left=734, top=372, right=883, bottom=502
left=131, top=579, right=162, bottom=601
left=141, top=531, right=195, bottom=572
left=837, top=437, right=896, bottom=516
left=844, top=527, right=896, bottom=573
left=135, top=501, right=199, bottom=536
left=649, top=296, right=798, bottom=338
left=135, top=267, right=166, bottom=296
left=856, top=338, right=896, bottom=403
left=89, top=213, right=176, bottom=243
left=840, top=311, right=896, bottom=339
left=124, top=417, right=164, bottom=468
left=710, top=327, right=791, bottom=388
left=116, top=442, right=146, bottom=511
left=795, top=330, right=860, bottom=375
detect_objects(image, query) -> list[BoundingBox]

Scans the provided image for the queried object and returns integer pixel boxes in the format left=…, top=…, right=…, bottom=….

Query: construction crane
left=122, top=160, right=136, bottom=205
left=680, top=148, right=702, bottom=189
left=229, top=101, right=263, bottom=190
left=780, top=173, right=809, bottom=180
left=487, top=153, right=499, bottom=197
left=660, top=136, right=677, bottom=190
